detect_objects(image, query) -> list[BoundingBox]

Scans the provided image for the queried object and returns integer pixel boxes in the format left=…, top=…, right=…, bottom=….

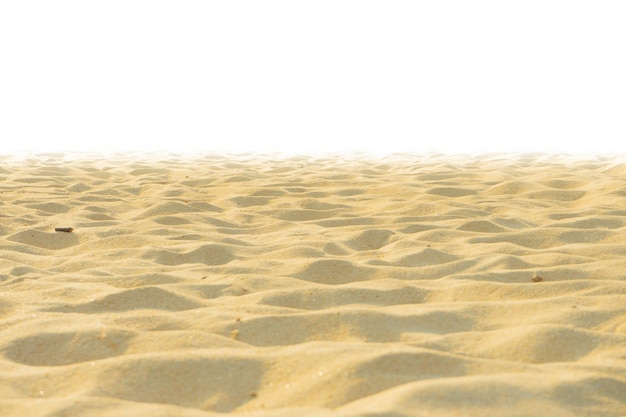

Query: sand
left=1, top=152, right=625, bottom=417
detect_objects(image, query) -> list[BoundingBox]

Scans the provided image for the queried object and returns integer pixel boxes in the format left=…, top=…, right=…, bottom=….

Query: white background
left=1, top=1, right=624, bottom=155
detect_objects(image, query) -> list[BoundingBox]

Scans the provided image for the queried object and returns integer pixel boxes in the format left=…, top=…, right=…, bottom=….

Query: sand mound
left=1, top=153, right=626, bottom=416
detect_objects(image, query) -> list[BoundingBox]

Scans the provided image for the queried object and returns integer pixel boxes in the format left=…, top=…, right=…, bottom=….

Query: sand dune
left=1, top=152, right=626, bottom=416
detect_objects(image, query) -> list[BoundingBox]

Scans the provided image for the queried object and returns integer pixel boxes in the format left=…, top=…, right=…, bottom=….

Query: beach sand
left=1, top=152, right=625, bottom=417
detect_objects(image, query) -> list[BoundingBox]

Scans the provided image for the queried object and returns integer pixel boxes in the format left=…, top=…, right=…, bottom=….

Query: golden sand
left=1, top=152, right=625, bottom=416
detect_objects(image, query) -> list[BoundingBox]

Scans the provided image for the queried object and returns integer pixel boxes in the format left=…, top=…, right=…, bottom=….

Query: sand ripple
left=1, top=153, right=626, bottom=416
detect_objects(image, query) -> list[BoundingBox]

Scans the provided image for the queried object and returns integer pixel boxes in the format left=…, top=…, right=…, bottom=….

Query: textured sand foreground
left=1, top=152, right=626, bottom=417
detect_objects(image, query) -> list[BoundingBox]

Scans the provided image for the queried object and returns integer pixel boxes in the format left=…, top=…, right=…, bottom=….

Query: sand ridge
left=1, top=152, right=626, bottom=416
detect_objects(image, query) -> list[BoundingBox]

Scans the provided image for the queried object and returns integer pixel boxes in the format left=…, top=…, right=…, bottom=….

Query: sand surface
left=1, top=152, right=626, bottom=417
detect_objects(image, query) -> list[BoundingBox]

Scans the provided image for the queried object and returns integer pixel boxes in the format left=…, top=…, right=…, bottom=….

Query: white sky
left=1, top=1, right=625, bottom=155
